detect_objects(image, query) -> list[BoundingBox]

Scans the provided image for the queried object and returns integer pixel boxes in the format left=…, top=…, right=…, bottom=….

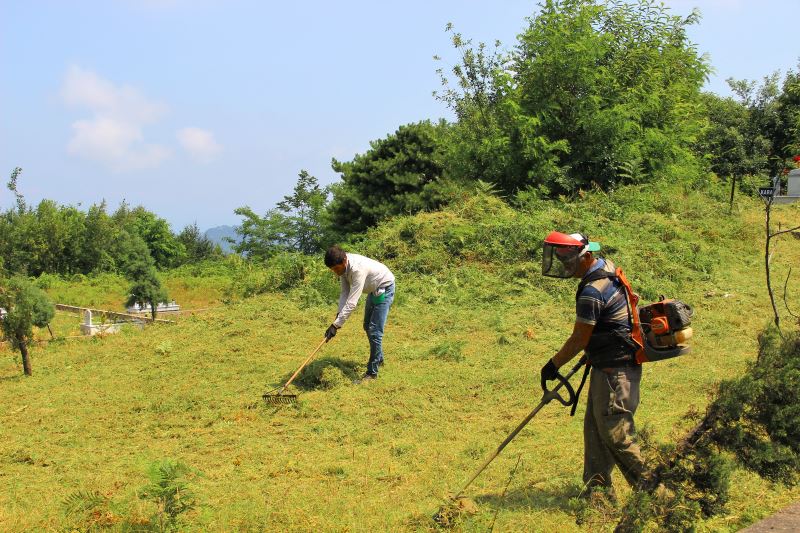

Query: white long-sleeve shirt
left=334, top=253, right=395, bottom=328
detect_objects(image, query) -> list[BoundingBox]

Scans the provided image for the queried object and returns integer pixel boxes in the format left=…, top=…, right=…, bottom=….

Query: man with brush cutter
left=437, top=230, right=690, bottom=519
left=540, top=231, right=645, bottom=502
left=323, top=245, right=395, bottom=382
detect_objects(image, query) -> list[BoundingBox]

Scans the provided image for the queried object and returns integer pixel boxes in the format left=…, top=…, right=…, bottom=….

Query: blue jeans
left=363, top=282, right=395, bottom=376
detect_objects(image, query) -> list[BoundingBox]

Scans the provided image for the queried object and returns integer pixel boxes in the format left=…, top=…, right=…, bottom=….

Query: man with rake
left=324, top=245, right=396, bottom=381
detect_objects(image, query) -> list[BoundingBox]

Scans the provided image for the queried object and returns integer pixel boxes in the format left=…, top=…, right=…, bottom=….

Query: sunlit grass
left=1, top=188, right=798, bottom=531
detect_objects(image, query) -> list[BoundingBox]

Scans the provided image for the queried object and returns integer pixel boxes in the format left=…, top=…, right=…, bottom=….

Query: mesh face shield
left=542, top=242, right=583, bottom=278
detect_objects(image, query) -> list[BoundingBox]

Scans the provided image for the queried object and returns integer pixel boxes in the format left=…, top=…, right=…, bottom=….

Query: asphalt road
left=739, top=502, right=800, bottom=532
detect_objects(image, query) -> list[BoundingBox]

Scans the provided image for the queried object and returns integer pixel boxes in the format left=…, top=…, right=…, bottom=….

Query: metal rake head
left=262, top=393, right=297, bottom=405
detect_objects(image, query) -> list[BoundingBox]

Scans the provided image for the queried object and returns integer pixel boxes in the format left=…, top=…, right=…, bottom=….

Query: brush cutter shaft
left=453, top=356, right=587, bottom=499
left=279, top=338, right=327, bottom=394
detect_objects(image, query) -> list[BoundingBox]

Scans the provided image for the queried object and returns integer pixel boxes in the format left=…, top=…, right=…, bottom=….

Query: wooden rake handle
left=279, top=338, right=328, bottom=394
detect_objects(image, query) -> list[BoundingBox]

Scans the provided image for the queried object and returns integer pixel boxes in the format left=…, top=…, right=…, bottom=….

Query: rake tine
left=262, top=393, right=297, bottom=405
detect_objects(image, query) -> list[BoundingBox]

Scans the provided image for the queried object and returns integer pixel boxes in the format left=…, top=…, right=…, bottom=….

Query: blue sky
left=1, top=0, right=797, bottom=231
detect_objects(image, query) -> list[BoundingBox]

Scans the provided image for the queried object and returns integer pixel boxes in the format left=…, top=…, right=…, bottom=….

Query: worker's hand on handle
left=540, top=358, right=558, bottom=382
left=324, top=324, right=338, bottom=342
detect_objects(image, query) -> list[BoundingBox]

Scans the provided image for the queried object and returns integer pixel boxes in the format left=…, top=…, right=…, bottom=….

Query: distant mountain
left=204, top=225, right=239, bottom=254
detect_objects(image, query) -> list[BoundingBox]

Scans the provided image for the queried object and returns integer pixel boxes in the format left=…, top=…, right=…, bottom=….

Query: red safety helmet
left=542, top=231, right=600, bottom=278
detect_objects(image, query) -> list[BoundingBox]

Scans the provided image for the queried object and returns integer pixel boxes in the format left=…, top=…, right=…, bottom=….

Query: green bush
left=232, top=252, right=311, bottom=297
left=618, top=328, right=800, bottom=532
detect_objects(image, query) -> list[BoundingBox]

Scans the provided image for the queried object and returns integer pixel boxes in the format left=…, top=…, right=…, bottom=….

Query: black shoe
left=361, top=372, right=377, bottom=381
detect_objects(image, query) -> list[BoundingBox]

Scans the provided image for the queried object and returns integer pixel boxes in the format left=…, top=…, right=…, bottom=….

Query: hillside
left=1, top=182, right=799, bottom=532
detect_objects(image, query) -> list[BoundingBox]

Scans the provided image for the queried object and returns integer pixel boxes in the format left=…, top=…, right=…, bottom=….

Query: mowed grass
left=1, top=198, right=799, bottom=532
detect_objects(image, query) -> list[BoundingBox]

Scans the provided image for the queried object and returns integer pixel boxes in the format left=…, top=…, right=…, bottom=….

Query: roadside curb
left=739, top=502, right=800, bottom=532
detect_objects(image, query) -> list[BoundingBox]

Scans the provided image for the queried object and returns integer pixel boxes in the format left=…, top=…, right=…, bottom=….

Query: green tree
left=0, top=276, right=55, bottom=376
left=7, top=167, right=25, bottom=213
left=697, top=92, right=771, bottom=180
left=113, top=203, right=186, bottom=269
left=0, top=207, right=28, bottom=275
left=2, top=168, right=30, bottom=275
left=437, top=0, right=710, bottom=195
left=177, top=222, right=222, bottom=263
left=276, top=170, right=330, bottom=253
left=80, top=201, right=120, bottom=273
left=726, top=73, right=784, bottom=176
left=328, top=121, right=455, bottom=234
left=118, top=232, right=168, bottom=321
left=28, top=200, right=86, bottom=276
left=434, top=26, right=565, bottom=193
left=772, top=63, right=800, bottom=169
left=126, top=265, right=169, bottom=321
left=716, top=67, right=800, bottom=182
left=232, top=207, right=291, bottom=261
left=234, top=170, right=331, bottom=259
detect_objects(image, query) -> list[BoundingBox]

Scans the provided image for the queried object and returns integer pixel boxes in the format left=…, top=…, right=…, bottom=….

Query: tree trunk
left=19, top=339, right=32, bottom=376
left=150, top=302, right=157, bottom=321
left=728, top=174, right=736, bottom=213
left=765, top=202, right=781, bottom=333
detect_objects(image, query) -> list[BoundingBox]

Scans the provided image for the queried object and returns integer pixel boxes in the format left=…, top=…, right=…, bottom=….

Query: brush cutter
left=262, top=338, right=327, bottom=405
left=449, top=355, right=587, bottom=500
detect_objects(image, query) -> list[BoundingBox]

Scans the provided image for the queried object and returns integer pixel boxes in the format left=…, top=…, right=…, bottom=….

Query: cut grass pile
left=1, top=183, right=799, bottom=531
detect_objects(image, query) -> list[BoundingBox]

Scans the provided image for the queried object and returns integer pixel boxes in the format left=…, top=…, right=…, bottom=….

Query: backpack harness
left=568, top=267, right=646, bottom=416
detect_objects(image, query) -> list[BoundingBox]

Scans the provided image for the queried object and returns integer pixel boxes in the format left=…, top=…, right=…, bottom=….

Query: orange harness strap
left=614, top=267, right=647, bottom=364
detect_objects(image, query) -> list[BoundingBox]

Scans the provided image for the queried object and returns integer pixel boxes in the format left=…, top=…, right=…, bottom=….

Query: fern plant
left=474, top=179, right=502, bottom=196
left=62, top=489, right=115, bottom=530
left=139, top=459, right=197, bottom=532
left=63, top=489, right=107, bottom=517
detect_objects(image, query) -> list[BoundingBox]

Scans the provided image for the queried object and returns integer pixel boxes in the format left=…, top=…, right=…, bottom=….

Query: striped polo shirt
left=575, top=259, right=631, bottom=335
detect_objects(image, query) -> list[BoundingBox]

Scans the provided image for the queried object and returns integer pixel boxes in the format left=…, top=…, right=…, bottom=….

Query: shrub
left=618, top=328, right=800, bottom=532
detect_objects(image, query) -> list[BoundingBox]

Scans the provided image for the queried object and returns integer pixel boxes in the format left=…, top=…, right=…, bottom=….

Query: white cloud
left=177, top=127, right=222, bottom=163
left=61, top=65, right=169, bottom=171
left=68, top=118, right=171, bottom=171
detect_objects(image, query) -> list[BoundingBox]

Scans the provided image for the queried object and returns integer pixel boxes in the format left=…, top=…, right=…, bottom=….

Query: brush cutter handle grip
left=539, top=355, right=587, bottom=407
left=540, top=371, right=576, bottom=406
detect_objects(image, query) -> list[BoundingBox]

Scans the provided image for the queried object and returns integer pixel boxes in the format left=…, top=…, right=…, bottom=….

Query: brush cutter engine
left=639, top=298, right=693, bottom=361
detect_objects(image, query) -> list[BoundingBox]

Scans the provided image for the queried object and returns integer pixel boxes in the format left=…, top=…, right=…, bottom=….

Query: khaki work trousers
left=583, top=365, right=645, bottom=494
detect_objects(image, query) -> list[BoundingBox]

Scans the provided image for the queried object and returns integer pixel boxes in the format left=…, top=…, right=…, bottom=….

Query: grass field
left=1, top=187, right=799, bottom=532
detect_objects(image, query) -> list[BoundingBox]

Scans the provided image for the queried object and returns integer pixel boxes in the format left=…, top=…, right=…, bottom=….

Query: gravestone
left=772, top=169, right=800, bottom=204
left=126, top=300, right=180, bottom=314
left=788, top=169, right=800, bottom=196
left=80, top=308, right=125, bottom=336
